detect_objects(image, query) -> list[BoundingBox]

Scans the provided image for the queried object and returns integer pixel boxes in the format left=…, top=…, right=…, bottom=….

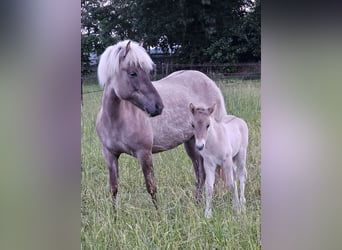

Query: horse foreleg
left=137, top=150, right=158, bottom=209
left=235, top=150, right=247, bottom=211
left=102, top=147, right=120, bottom=207
left=184, top=137, right=205, bottom=202
left=204, top=160, right=216, bottom=218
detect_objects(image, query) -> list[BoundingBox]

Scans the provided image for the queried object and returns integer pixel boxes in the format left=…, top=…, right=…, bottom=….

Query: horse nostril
left=157, top=103, right=162, bottom=109
left=146, top=102, right=164, bottom=117
left=155, top=103, right=163, bottom=113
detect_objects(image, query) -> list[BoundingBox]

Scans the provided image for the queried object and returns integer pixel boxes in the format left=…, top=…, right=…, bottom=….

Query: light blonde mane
left=97, top=40, right=155, bottom=87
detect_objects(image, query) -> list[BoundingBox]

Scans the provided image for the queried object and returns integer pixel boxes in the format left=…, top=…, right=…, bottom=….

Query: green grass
left=81, top=78, right=260, bottom=249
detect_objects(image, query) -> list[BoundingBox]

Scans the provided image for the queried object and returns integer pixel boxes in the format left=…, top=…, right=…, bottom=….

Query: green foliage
left=81, top=0, right=260, bottom=66
left=81, top=80, right=260, bottom=249
left=204, top=37, right=237, bottom=63
left=81, top=0, right=119, bottom=74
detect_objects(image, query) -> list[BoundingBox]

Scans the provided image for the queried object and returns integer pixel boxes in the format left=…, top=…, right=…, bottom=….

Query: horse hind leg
left=223, top=157, right=240, bottom=213
left=215, top=165, right=226, bottom=194
left=136, top=150, right=158, bottom=209
left=235, top=149, right=248, bottom=211
left=184, top=137, right=205, bottom=202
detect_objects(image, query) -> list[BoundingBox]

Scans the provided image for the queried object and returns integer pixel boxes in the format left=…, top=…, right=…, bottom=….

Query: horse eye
left=206, top=124, right=210, bottom=129
left=129, top=72, right=137, bottom=77
left=191, top=123, right=195, bottom=128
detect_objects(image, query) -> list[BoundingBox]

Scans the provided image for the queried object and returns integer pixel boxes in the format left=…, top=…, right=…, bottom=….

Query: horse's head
left=189, top=103, right=216, bottom=151
left=98, top=40, right=164, bottom=117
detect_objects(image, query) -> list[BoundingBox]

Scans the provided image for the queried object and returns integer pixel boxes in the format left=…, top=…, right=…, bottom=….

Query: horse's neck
left=208, top=118, right=223, bottom=143
left=102, top=85, right=121, bottom=119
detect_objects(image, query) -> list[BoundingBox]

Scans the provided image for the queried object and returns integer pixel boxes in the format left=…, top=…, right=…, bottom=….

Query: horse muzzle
left=195, top=140, right=205, bottom=151
left=145, top=102, right=164, bottom=117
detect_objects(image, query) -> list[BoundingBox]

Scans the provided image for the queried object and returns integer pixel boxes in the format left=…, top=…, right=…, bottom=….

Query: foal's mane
left=193, top=107, right=211, bottom=116
left=98, top=40, right=155, bottom=87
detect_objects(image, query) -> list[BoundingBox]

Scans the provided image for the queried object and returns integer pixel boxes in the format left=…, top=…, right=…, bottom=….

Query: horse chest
left=201, top=152, right=224, bottom=167
left=201, top=137, right=232, bottom=167
left=101, top=117, right=153, bottom=155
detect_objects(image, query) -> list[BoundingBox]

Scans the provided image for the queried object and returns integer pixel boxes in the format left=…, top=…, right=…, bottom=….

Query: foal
left=189, top=103, right=248, bottom=218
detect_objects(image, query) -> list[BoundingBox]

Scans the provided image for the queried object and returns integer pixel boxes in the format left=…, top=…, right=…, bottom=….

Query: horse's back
left=155, top=70, right=216, bottom=88
left=153, top=70, right=227, bottom=120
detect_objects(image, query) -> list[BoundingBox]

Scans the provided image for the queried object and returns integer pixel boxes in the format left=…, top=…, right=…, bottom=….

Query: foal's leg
left=235, top=149, right=248, bottom=211
left=215, top=165, right=226, bottom=192
left=223, top=157, right=240, bottom=213
left=204, top=161, right=216, bottom=218
left=102, top=147, right=120, bottom=206
left=184, top=137, right=205, bottom=201
left=136, top=150, right=158, bottom=209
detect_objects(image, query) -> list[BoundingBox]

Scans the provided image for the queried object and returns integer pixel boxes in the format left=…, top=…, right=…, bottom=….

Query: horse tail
left=213, top=82, right=228, bottom=122
left=187, top=70, right=227, bottom=122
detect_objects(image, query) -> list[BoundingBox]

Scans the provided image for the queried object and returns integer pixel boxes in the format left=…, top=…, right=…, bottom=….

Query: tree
left=81, top=0, right=142, bottom=73
left=81, top=0, right=260, bottom=68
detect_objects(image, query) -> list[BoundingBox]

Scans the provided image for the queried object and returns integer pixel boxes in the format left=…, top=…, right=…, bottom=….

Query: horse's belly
left=150, top=99, right=194, bottom=153
left=151, top=127, right=193, bottom=153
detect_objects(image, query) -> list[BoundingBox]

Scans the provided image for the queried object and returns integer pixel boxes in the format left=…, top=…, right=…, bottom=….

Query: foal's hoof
left=240, top=199, right=246, bottom=213
left=240, top=205, right=246, bottom=214
left=205, top=210, right=212, bottom=218
left=232, top=202, right=241, bottom=215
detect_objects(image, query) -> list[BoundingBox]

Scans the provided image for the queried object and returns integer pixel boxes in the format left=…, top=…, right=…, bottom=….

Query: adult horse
left=96, top=40, right=227, bottom=208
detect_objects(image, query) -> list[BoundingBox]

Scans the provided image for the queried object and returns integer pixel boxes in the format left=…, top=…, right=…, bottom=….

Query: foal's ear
left=189, top=103, right=196, bottom=114
left=207, top=103, right=216, bottom=114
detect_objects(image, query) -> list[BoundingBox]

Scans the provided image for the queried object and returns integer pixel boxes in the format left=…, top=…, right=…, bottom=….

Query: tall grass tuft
left=81, top=79, right=260, bottom=249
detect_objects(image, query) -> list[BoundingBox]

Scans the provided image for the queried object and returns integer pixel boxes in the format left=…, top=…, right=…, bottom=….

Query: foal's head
left=98, top=40, right=164, bottom=117
left=189, top=103, right=216, bottom=151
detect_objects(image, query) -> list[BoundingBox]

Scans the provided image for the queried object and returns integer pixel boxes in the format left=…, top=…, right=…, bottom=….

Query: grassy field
left=81, top=77, right=260, bottom=249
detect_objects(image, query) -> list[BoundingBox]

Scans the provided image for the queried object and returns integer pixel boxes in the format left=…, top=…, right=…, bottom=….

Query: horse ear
left=189, top=103, right=195, bottom=114
left=124, top=40, right=131, bottom=57
left=139, top=40, right=144, bottom=47
left=208, top=103, right=216, bottom=114
left=119, top=40, right=131, bottom=62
